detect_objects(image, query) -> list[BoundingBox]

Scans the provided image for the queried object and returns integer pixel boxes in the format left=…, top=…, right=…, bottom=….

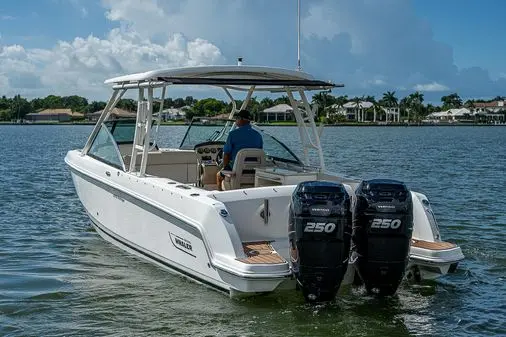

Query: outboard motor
left=289, top=181, right=352, bottom=302
left=352, top=179, right=413, bottom=295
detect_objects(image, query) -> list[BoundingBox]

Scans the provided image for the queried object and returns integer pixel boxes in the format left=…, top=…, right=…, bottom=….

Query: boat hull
left=66, top=150, right=464, bottom=298
left=66, top=151, right=292, bottom=297
left=407, top=241, right=464, bottom=280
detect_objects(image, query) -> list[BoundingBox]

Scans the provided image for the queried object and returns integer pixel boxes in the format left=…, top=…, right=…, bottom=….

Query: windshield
left=254, top=126, right=302, bottom=165
left=105, top=119, right=136, bottom=144
left=179, top=117, right=233, bottom=149
left=179, top=117, right=302, bottom=165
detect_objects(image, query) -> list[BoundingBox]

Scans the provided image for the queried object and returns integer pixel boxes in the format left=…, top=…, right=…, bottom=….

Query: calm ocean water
left=0, top=125, right=504, bottom=337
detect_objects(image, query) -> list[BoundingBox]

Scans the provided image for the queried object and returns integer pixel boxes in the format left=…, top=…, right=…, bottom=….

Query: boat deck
left=237, top=241, right=286, bottom=264
left=412, top=239, right=457, bottom=250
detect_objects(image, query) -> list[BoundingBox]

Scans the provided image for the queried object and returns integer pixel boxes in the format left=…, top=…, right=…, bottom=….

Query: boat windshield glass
left=179, top=118, right=302, bottom=165
left=88, top=124, right=124, bottom=169
left=105, top=119, right=136, bottom=144
left=253, top=126, right=302, bottom=165
left=179, top=118, right=233, bottom=149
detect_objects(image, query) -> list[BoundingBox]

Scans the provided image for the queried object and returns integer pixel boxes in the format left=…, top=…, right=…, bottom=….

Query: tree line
left=0, top=94, right=292, bottom=121
left=312, top=92, right=506, bottom=123
left=1, top=92, right=504, bottom=122
left=0, top=94, right=199, bottom=121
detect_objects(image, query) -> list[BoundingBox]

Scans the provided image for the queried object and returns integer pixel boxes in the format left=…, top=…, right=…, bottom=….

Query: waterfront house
left=427, top=106, right=505, bottom=123
left=161, top=106, right=189, bottom=121
left=328, top=101, right=373, bottom=121
left=259, top=104, right=294, bottom=122
left=86, top=108, right=136, bottom=122
left=383, top=107, right=401, bottom=122
left=471, top=101, right=506, bottom=122
left=471, top=100, right=505, bottom=113
left=426, top=108, right=472, bottom=121
left=25, top=108, right=84, bottom=122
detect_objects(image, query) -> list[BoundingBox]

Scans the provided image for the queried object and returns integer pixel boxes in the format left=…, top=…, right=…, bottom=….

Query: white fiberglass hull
left=408, top=244, right=464, bottom=280
left=66, top=150, right=292, bottom=297
left=66, top=150, right=463, bottom=298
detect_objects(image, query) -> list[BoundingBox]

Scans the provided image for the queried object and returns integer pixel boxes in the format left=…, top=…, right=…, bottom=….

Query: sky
left=1, top=0, right=505, bottom=103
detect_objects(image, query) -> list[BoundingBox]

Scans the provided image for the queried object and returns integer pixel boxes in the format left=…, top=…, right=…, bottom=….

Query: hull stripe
left=88, top=212, right=229, bottom=294
left=69, top=165, right=202, bottom=239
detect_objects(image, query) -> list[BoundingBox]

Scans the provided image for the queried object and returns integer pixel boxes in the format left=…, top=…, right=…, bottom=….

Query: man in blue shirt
left=216, top=110, right=263, bottom=190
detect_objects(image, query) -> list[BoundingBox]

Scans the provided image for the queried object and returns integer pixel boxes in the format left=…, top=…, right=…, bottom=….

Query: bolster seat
left=222, top=148, right=265, bottom=190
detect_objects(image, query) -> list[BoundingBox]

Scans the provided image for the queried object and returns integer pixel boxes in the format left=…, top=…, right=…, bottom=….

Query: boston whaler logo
left=169, top=232, right=195, bottom=257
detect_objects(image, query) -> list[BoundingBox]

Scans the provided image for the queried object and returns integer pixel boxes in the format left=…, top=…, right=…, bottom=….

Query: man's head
left=234, top=110, right=252, bottom=126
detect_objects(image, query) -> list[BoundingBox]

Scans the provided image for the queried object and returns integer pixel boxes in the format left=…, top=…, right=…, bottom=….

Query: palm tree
left=373, top=100, right=383, bottom=122
left=399, top=97, right=409, bottom=123
left=441, top=93, right=462, bottom=110
left=311, top=91, right=336, bottom=119
left=351, top=96, right=362, bottom=122
left=363, top=95, right=376, bottom=103
left=327, top=95, right=348, bottom=121
left=407, top=91, right=424, bottom=122
left=409, top=91, right=424, bottom=105
left=382, top=91, right=398, bottom=108
left=381, top=91, right=398, bottom=123
left=260, top=97, right=274, bottom=110
left=311, top=91, right=331, bottom=109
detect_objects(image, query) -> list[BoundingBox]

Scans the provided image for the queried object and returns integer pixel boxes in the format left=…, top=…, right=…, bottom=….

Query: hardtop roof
left=104, top=65, right=341, bottom=89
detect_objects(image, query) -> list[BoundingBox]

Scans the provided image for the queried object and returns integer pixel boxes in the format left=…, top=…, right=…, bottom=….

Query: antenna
left=297, top=0, right=301, bottom=71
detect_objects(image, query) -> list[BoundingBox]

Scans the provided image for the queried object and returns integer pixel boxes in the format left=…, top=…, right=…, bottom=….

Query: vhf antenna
left=297, top=0, right=301, bottom=71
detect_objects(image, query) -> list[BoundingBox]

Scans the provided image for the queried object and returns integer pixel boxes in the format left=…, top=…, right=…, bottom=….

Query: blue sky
left=1, top=0, right=505, bottom=103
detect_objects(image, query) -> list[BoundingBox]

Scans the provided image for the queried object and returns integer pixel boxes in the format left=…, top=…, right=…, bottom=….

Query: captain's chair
left=221, top=148, right=265, bottom=190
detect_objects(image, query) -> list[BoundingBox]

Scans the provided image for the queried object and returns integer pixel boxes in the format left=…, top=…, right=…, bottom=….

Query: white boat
left=65, top=65, right=464, bottom=300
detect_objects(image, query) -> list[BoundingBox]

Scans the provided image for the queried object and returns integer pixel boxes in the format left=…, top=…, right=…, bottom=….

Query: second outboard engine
left=352, top=179, right=413, bottom=295
left=289, top=181, right=352, bottom=302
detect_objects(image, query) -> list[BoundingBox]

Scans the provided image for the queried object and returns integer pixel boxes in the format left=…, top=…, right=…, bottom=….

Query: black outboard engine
left=289, top=181, right=352, bottom=302
left=352, top=179, right=413, bottom=295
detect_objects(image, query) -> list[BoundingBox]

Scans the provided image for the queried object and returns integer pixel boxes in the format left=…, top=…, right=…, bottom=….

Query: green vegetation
left=1, top=92, right=504, bottom=124
left=0, top=94, right=289, bottom=122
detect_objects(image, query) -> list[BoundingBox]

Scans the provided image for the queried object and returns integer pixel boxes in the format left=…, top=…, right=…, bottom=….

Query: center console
left=194, top=141, right=225, bottom=188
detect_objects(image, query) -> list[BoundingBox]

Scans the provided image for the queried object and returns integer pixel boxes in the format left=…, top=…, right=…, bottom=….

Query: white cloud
left=366, top=78, right=387, bottom=86
left=0, top=28, right=224, bottom=99
left=413, top=82, right=449, bottom=92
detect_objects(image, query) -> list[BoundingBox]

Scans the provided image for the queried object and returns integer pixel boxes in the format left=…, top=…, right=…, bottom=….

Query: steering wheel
left=216, top=148, right=224, bottom=166
left=193, top=141, right=225, bottom=164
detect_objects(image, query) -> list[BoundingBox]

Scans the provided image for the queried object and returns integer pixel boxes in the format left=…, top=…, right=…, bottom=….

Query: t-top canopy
left=104, top=65, right=342, bottom=89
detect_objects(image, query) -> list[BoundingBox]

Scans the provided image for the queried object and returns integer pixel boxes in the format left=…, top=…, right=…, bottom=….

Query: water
left=0, top=125, right=504, bottom=336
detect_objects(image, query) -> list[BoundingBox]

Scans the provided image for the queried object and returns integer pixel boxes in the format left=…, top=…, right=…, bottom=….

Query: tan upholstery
left=200, top=163, right=219, bottom=185
left=123, top=150, right=197, bottom=182
left=222, top=148, right=265, bottom=190
left=118, top=143, right=133, bottom=156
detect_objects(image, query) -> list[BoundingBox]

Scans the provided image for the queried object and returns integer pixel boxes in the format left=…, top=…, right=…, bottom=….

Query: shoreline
left=1, top=121, right=505, bottom=127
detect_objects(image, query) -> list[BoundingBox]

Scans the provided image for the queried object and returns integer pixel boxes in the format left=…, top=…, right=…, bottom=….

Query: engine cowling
left=289, top=181, right=352, bottom=302
left=352, top=179, right=413, bottom=295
